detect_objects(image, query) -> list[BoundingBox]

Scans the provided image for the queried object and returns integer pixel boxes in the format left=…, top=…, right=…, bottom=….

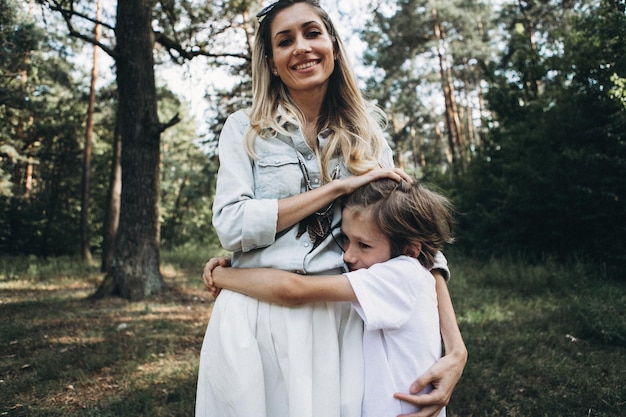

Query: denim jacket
left=212, top=109, right=449, bottom=278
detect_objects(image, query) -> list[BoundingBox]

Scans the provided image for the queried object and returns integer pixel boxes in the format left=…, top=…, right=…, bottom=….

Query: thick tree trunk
left=93, top=0, right=166, bottom=300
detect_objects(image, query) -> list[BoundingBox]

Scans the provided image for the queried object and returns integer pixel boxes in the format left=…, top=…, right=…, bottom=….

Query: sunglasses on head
left=256, top=1, right=279, bottom=23
left=256, top=1, right=320, bottom=23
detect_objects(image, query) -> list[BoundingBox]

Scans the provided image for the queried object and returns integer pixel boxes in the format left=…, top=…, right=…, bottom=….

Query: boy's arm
left=213, top=266, right=357, bottom=307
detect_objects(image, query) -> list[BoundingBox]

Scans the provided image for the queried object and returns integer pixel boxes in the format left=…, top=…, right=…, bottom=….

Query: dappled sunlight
left=47, top=334, right=107, bottom=347
left=0, top=269, right=211, bottom=416
left=134, top=353, right=199, bottom=384
left=459, top=304, right=515, bottom=324
left=458, top=295, right=563, bottom=325
left=0, top=279, right=96, bottom=305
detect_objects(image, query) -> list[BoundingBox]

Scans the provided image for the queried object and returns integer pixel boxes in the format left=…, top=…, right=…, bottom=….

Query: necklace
left=295, top=152, right=340, bottom=250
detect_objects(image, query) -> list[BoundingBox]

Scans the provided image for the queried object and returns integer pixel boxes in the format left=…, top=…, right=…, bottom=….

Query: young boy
left=210, top=178, right=454, bottom=417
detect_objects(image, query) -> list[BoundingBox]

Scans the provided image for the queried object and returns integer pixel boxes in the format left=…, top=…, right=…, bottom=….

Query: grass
left=449, top=254, right=625, bottom=416
left=0, top=249, right=624, bottom=416
left=0, top=248, right=213, bottom=417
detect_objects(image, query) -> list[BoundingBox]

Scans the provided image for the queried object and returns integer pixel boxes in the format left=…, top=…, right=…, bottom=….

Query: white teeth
left=294, top=61, right=317, bottom=70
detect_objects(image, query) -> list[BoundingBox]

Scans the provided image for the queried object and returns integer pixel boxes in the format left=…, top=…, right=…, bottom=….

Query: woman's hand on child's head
left=386, top=167, right=414, bottom=184
left=202, top=256, right=231, bottom=299
left=340, top=167, right=413, bottom=195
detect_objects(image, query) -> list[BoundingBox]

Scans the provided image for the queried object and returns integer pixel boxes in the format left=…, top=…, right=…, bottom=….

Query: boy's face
left=341, top=207, right=392, bottom=271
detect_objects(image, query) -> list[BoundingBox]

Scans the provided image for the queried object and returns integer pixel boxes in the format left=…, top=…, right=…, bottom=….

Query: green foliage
left=0, top=0, right=43, bottom=196
left=361, top=0, right=494, bottom=173
left=157, top=87, right=220, bottom=249
left=0, top=91, right=93, bottom=255
left=443, top=0, right=626, bottom=268
left=0, top=6, right=222, bottom=257
left=5, top=0, right=624, bottom=275
left=609, top=73, right=626, bottom=108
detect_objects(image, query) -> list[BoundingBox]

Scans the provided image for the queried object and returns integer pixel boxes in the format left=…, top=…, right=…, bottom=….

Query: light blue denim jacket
left=212, top=109, right=449, bottom=278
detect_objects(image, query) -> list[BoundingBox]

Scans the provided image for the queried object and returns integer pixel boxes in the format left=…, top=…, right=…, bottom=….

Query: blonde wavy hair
left=245, top=0, right=388, bottom=182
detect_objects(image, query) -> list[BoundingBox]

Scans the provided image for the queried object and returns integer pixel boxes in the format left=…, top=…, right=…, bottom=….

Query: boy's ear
left=403, top=242, right=422, bottom=258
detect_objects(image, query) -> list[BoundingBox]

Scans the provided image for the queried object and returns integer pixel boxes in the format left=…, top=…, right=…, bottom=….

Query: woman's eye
left=358, top=242, right=371, bottom=249
left=306, top=30, right=322, bottom=38
left=277, top=38, right=292, bottom=47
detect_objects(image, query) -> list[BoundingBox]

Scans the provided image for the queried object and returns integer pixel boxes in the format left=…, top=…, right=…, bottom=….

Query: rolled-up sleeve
left=431, top=251, right=450, bottom=281
left=212, top=111, right=279, bottom=252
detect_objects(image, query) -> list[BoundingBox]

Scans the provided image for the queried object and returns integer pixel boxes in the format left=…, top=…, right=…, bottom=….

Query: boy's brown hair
left=343, top=179, right=455, bottom=269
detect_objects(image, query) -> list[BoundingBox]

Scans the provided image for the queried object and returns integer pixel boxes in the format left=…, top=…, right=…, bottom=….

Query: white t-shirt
left=345, top=256, right=445, bottom=417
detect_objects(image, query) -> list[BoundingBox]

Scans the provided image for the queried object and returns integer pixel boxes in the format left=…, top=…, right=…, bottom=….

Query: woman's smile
left=269, top=3, right=336, bottom=95
left=292, top=60, right=320, bottom=71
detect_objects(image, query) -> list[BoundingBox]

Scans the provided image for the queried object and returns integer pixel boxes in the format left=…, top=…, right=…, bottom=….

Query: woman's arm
left=212, top=266, right=356, bottom=306
left=393, top=270, right=467, bottom=417
left=275, top=167, right=411, bottom=232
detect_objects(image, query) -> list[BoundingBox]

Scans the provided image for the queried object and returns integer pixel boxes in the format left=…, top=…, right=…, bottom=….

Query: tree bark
left=100, top=121, right=122, bottom=273
left=93, top=0, right=166, bottom=300
left=432, top=9, right=464, bottom=170
left=81, top=0, right=102, bottom=263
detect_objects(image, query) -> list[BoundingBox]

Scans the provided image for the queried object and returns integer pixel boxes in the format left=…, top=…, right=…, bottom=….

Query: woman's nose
left=293, top=37, right=312, bottom=55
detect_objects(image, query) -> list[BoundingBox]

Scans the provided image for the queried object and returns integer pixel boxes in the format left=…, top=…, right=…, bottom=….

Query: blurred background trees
left=1, top=0, right=624, bottom=299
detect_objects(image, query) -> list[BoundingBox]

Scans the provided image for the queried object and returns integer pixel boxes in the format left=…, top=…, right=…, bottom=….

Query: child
left=211, top=178, right=455, bottom=417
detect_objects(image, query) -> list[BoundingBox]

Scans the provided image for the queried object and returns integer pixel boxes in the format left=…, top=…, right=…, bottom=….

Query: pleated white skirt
left=196, top=289, right=364, bottom=417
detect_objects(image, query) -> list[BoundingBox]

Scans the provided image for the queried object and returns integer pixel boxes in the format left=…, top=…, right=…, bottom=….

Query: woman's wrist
left=444, top=338, right=468, bottom=364
left=440, top=318, right=467, bottom=367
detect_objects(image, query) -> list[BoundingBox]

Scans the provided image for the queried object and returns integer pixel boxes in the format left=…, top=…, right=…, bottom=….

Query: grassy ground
left=0, top=249, right=624, bottom=416
left=446, top=254, right=625, bottom=416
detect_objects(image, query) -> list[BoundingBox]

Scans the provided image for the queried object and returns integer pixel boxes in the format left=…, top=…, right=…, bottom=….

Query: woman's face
left=341, top=207, right=392, bottom=271
left=268, top=3, right=336, bottom=96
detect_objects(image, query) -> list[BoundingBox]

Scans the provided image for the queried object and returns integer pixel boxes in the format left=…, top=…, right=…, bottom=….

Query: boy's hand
left=202, top=257, right=231, bottom=298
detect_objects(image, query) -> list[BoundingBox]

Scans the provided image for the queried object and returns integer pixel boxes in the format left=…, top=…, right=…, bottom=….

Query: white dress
left=195, top=110, right=393, bottom=417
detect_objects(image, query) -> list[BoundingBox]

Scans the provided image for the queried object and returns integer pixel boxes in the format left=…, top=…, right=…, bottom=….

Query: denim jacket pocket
left=255, top=154, right=303, bottom=199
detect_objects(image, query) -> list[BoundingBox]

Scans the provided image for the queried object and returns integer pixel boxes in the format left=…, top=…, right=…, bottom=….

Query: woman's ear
left=403, top=242, right=422, bottom=258
left=268, top=58, right=278, bottom=76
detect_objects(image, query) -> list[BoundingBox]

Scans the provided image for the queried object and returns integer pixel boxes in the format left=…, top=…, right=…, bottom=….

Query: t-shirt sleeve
left=344, top=257, right=420, bottom=331
left=432, top=251, right=450, bottom=281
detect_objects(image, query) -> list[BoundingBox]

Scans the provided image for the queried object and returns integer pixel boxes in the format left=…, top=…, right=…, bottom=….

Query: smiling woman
left=195, top=1, right=467, bottom=417
left=265, top=3, right=337, bottom=108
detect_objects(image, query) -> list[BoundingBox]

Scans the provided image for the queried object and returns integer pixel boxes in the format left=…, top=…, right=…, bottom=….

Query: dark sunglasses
left=256, top=1, right=279, bottom=23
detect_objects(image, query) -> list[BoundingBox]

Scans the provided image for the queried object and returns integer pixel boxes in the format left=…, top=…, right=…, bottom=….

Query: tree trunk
left=432, top=9, right=463, bottom=170
left=80, top=0, right=102, bottom=263
left=93, top=0, right=166, bottom=300
left=100, top=121, right=122, bottom=273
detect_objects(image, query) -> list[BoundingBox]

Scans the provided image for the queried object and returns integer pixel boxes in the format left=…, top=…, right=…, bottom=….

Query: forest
left=1, top=0, right=625, bottom=293
left=1, top=0, right=625, bottom=416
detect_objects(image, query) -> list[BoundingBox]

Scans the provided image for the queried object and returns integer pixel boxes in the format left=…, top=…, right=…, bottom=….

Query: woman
left=207, top=178, right=455, bottom=417
left=195, top=1, right=466, bottom=416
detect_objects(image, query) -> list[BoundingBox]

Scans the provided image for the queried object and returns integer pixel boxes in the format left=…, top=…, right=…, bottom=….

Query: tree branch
left=45, top=2, right=117, bottom=58
left=154, top=32, right=250, bottom=64
left=48, top=4, right=115, bottom=31
left=159, top=113, right=181, bottom=133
